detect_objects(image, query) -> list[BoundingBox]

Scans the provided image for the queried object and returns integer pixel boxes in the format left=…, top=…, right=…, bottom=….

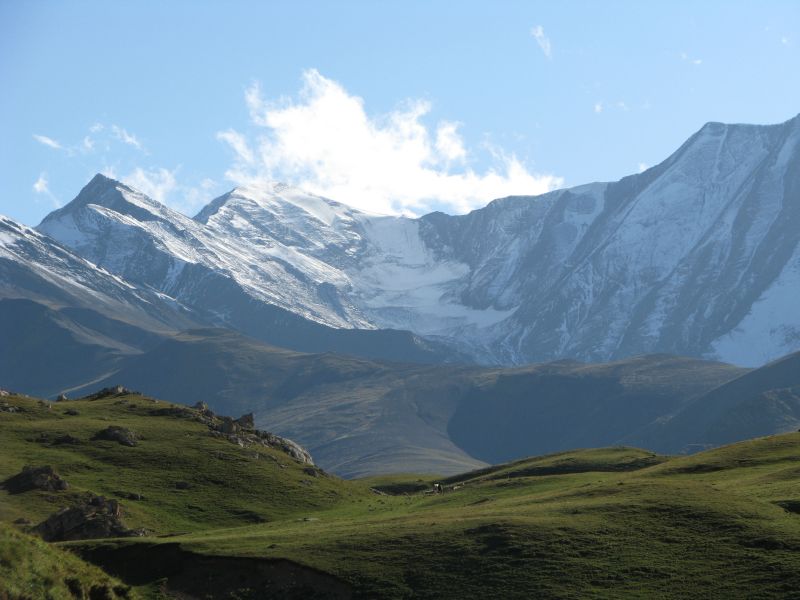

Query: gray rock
left=3, top=465, right=69, bottom=493
left=36, top=495, right=143, bottom=542
left=93, top=426, right=138, bottom=447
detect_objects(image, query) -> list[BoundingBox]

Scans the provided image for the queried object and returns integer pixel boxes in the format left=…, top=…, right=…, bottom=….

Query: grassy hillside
left=0, top=393, right=366, bottom=535
left=2, top=391, right=800, bottom=598
left=0, top=522, right=131, bottom=600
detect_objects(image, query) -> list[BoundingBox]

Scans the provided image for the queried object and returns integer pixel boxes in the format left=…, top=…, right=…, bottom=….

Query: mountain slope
left=67, top=328, right=752, bottom=477
left=0, top=214, right=204, bottom=395
left=38, top=115, right=800, bottom=366
left=627, top=350, right=800, bottom=452
left=37, top=176, right=462, bottom=364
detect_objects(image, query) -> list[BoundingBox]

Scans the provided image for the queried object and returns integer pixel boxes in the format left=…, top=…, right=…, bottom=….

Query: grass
left=2, top=392, right=800, bottom=598
left=0, top=522, right=129, bottom=600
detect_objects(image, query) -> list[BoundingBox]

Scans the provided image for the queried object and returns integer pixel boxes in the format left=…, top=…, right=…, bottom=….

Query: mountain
left=627, top=350, right=800, bottom=452
left=66, top=326, right=750, bottom=477
left=37, top=176, right=462, bottom=365
left=38, top=115, right=800, bottom=366
left=0, top=215, right=202, bottom=395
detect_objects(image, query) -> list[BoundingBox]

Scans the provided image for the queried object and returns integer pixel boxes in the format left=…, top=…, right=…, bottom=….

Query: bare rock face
left=206, top=412, right=314, bottom=465
left=36, top=495, right=144, bottom=542
left=258, top=431, right=314, bottom=465
left=93, top=426, right=139, bottom=447
left=235, top=412, right=255, bottom=430
left=85, top=385, right=136, bottom=400
left=3, top=465, right=69, bottom=493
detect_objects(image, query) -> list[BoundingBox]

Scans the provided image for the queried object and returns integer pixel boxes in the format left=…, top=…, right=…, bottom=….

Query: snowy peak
left=44, top=173, right=165, bottom=222
left=195, top=182, right=364, bottom=229
left=31, top=114, right=800, bottom=367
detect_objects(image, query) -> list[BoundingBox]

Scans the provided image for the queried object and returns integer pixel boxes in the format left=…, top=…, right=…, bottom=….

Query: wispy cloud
left=680, top=52, right=702, bottom=65
left=111, top=125, right=143, bottom=150
left=122, top=167, right=176, bottom=204
left=218, top=70, right=562, bottom=216
left=216, top=129, right=254, bottom=165
left=594, top=102, right=603, bottom=114
left=530, top=25, right=552, bottom=59
left=638, top=162, right=649, bottom=173
left=33, top=134, right=62, bottom=150
left=32, top=172, right=60, bottom=207
left=33, top=172, right=49, bottom=194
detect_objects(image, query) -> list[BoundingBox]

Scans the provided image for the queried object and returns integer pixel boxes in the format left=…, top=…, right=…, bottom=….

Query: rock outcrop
left=3, top=465, right=69, bottom=493
left=85, top=385, right=137, bottom=400
left=92, top=426, right=138, bottom=447
left=36, top=495, right=144, bottom=542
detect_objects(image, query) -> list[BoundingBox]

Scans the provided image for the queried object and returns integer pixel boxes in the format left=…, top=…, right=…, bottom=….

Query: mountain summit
left=36, top=115, right=800, bottom=366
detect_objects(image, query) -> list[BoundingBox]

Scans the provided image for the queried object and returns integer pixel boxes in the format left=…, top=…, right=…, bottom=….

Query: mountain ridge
left=36, top=114, right=800, bottom=366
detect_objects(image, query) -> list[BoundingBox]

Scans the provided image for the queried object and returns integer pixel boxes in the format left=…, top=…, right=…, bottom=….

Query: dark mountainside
left=55, top=326, right=800, bottom=477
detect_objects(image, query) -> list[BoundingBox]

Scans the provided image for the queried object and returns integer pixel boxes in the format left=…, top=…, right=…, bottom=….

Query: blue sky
left=2, top=1, right=798, bottom=222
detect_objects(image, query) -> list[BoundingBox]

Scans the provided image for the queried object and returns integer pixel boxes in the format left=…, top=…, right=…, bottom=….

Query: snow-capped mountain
left=0, top=213, right=195, bottom=332
left=37, top=114, right=800, bottom=366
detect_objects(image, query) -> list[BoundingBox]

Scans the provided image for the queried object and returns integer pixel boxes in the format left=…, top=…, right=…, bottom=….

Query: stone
left=56, top=393, right=68, bottom=402
left=93, top=426, right=138, bottom=447
left=85, top=385, right=137, bottom=400
left=64, top=408, right=80, bottom=416
left=36, top=495, right=143, bottom=542
left=218, top=417, right=240, bottom=435
left=235, top=412, right=255, bottom=430
left=3, top=465, right=69, bottom=493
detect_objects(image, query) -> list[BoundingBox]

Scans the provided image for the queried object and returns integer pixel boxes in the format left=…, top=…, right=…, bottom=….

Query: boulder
left=3, top=465, right=69, bottom=493
left=93, top=426, right=138, bottom=447
left=36, top=495, right=143, bottom=542
left=218, top=417, right=240, bottom=435
left=56, top=393, right=68, bottom=402
left=235, top=413, right=255, bottom=430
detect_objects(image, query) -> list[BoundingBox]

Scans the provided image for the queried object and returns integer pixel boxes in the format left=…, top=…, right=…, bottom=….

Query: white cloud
left=32, top=172, right=60, bottom=207
left=638, top=162, right=649, bottom=173
left=33, top=172, right=49, bottom=194
left=82, top=136, right=95, bottom=152
left=781, top=36, right=790, bottom=46
left=217, top=129, right=255, bottom=165
left=435, top=121, right=467, bottom=163
left=594, top=102, right=603, bottom=114
left=530, top=25, right=552, bottom=59
left=111, top=125, right=143, bottom=150
left=616, top=101, right=630, bottom=111
left=123, top=167, right=176, bottom=204
left=33, top=134, right=62, bottom=150
left=219, top=70, right=562, bottom=215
